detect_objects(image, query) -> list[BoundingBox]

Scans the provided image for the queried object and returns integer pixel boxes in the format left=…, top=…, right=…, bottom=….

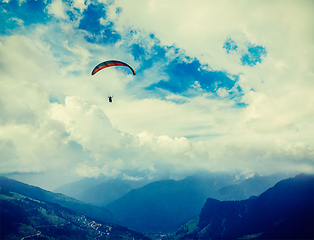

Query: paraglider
left=91, top=60, right=136, bottom=103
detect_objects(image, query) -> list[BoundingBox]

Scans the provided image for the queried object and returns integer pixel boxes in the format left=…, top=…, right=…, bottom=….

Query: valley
left=1, top=173, right=313, bottom=240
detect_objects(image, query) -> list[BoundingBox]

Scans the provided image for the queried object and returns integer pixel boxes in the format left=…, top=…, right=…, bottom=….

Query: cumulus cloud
left=47, top=0, right=67, bottom=19
left=106, top=0, right=314, bottom=139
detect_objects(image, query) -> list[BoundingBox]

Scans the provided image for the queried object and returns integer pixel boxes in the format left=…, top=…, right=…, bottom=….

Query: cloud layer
left=0, top=0, right=313, bottom=189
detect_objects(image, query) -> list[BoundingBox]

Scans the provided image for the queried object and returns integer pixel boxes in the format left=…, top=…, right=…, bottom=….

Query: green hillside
left=0, top=188, right=150, bottom=240
left=0, top=176, right=114, bottom=224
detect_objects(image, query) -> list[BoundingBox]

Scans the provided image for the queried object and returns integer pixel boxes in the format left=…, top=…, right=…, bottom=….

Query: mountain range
left=2, top=172, right=312, bottom=239
left=104, top=172, right=285, bottom=233
left=54, top=172, right=288, bottom=233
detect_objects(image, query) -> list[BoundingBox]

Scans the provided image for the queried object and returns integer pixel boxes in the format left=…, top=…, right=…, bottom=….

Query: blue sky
left=1, top=0, right=314, bottom=189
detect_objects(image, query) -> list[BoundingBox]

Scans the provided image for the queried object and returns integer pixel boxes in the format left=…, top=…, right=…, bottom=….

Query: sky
left=1, top=0, right=314, bottom=190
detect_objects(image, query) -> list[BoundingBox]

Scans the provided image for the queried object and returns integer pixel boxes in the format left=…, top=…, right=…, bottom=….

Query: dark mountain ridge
left=0, top=188, right=150, bottom=240
left=175, top=173, right=314, bottom=240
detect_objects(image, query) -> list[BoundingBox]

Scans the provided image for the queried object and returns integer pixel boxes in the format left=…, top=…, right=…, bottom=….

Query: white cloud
left=47, top=0, right=67, bottom=19
left=108, top=0, right=314, bottom=74
left=72, top=0, right=88, bottom=12
left=9, top=17, right=24, bottom=26
left=49, top=96, right=130, bottom=152
left=1, top=0, right=314, bottom=189
left=106, top=0, right=314, bottom=138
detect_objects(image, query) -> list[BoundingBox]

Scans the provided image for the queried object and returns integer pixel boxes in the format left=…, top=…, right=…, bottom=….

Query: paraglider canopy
left=91, top=60, right=136, bottom=76
left=91, top=60, right=136, bottom=103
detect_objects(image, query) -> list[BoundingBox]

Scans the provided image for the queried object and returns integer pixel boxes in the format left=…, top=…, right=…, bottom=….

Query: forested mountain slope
left=175, top=174, right=314, bottom=240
